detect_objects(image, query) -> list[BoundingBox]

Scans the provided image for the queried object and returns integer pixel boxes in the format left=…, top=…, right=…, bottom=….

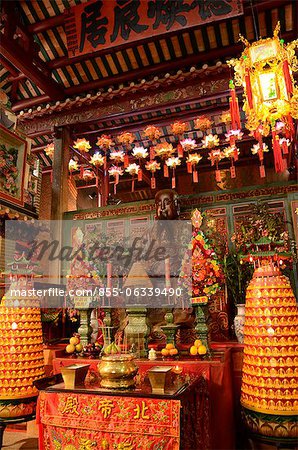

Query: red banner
left=38, top=391, right=180, bottom=450
left=65, top=0, right=243, bottom=57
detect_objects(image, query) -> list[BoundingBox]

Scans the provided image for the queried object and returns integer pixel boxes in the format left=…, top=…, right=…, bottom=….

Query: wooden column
left=49, top=127, right=71, bottom=334
left=51, top=126, right=71, bottom=220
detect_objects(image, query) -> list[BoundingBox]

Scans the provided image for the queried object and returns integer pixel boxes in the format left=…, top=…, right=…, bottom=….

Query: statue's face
left=155, top=190, right=179, bottom=220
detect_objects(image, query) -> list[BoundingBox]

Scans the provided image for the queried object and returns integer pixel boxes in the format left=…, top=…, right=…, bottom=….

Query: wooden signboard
left=65, top=0, right=243, bottom=57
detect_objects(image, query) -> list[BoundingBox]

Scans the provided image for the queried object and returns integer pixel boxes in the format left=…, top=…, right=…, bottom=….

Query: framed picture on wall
left=0, top=125, right=28, bottom=207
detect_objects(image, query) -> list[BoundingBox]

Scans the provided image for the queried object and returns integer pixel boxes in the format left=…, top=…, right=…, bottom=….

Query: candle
left=172, top=365, right=183, bottom=374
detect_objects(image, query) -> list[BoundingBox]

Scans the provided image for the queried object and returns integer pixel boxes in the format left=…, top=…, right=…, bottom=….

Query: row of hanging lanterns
left=44, top=23, right=297, bottom=193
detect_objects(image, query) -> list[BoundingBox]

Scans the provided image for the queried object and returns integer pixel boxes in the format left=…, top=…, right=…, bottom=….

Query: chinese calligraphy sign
left=65, top=0, right=243, bottom=57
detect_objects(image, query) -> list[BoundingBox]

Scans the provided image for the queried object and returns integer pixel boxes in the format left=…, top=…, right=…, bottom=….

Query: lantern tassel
left=172, top=169, right=176, bottom=189
left=177, top=143, right=184, bottom=158
left=138, top=169, right=142, bottom=181
left=151, top=174, right=156, bottom=189
left=259, top=164, right=266, bottom=178
left=164, top=164, right=169, bottom=177
left=230, top=161, right=236, bottom=178
left=124, top=154, right=129, bottom=168
left=193, top=169, right=198, bottom=183
left=132, top=178, right=135, bottom=192
left=187, top=161, right=192, bottom=174
left=229, top=81, right=241, bottom=130
left=272, top=130, right=284, bottom=173
left=215, top=163, right=221, bottom=182
left=150, top=147, right=155, bottom=160
left=282, top=60, right=293, bottom=97
left=245, top=71, right=253, bottom=109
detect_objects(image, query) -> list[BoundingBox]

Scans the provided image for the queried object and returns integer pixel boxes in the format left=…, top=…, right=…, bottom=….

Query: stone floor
left=2, top=421, right=38, bottom=450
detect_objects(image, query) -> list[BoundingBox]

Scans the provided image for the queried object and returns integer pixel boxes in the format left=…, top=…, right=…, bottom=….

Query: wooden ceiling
left=0, top=0, right=297, bottom=205
left=0, top=0, right=296, bottom=110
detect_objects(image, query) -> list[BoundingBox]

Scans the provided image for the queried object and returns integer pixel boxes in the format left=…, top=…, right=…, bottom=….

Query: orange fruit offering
left=190, top=345, right=198, bottom=356
left=169, top=348, right=178, bottom=356
left=75, top=343, right=83, bottom=352
left=198, top=345, right=207, bottom=355
left=165, top=343, right=175, bottom=350
left=194, top=339, right=202, bottom=347
left=161, top=348, right=169, bottom=356
left=66, top=344, right=75, bottom=354
left=69, top=336, right=79, bottom=345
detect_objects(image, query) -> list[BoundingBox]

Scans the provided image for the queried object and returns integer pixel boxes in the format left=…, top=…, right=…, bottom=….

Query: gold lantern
left=228, top=23, right=298, bottom=173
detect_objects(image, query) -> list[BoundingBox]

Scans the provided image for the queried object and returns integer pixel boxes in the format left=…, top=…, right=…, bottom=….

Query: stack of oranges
left=189, top=339, right=207, bottom=356
left=66, top=335, right=83, bottom=354
left=161, top=343, right=178, bottom=357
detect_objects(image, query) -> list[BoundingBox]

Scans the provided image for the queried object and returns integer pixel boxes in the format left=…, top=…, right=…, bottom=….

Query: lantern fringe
left=259, top=164, right=266, bottom=178
left=193, top=170, right=198, bottom=183
left=229, top=82, right=241, bottom=130
left=272, top=130, right=284, bottom=173
left=164, top=164, right=169, bottom=177
left=215, top=169, right=221, bottom=182
left=282, top=60, right=293, bottom=96
left=138, top=170, right=142, bottom=181
left=124, top=154, right=129, bottom=168
left=230, top=164, right=236, bottom=179
left=187, top=162, right=192, bottom=174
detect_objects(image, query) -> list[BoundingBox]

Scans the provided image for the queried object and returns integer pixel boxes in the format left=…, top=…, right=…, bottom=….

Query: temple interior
left=0, top=1, right=297, bottom=449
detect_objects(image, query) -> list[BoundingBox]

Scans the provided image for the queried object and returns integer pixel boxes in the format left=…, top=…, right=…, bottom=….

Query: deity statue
left=155, top=189, right=180, bottom=220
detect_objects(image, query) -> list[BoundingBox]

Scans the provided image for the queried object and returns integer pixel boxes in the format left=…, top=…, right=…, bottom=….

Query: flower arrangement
left=186, top=153, right=202, bottom=165
left=145, top=160, right=161, bottom=172
left=118, top=132, right=135, bottom=145
left=201, top=134, right=220, bottom=149
left=225, top=129, right=243, bottom=142
left=109, top=150, right=125, bottom=163
left=73, top=138, right=91, bottom=153
left=132, top=146, right=148, bottom=159
left=195, top=116, right=213, bottom=132
left=208, top=149, right=224, bottom=165
left=180, top=210, right=224, bottom=300
left=90, top=152, right=105, bottom=167
left=96, top=135, right=114, bottom=149
left=171, top=121, right=187, bottom=135
left=125, top=163, right=140, bottom=175
left=69, top=159, right=78, bottom=172
left=251, top=143, right=269, bottom=155
left=108, top=166, right=124, bottom=177
left=165, top=157, right=181, bottom=168
left=45, top=143, right=54, bottom=159
left=144, top=125, right=161, bottom=140
left=223, top=145, right=239, bottom=159
left=154, top=142, right=174, bottom=158
left=180, top=138, right=196, bottom=152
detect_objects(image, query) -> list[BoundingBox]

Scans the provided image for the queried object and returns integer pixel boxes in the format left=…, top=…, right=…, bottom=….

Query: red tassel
left=282, top=60, right=293, bottom=97
left=124, top=154, right=129, bottom=168
left=138, top=169, right=142, bottom=181
left=187, top=162, right=192, bottom=174
left=193, top=170, right=198, bottom=183
left=272, top=131, right=284, bottom=173
left=172, top=176, right=176, bottom=189
left=245, top=71, right=253, bottom=109
left=287, top=115, right=295, bottom=139
left=259, top=165, right=266, bottom=178
left=114, top=183, right=117, bottom=194
left=104, top=157, right=107, bottom=170
left=229, top=85, right=241, bottom=130
left=80, top=165, right=84, bottom=178
left=150, top=147, right=155, bottom=160
left=115, top=173, right=119, bottom=185
left=233, top=148, right=239, bottom=161
left=177, top=143, right=183, bottom=158
left=230, top=165, right=236, bottom=178
left=151, top=176, right=156, bottom=189
left=281, top=141, right=289, bottom=155
left=132, top=178, right=135, bottom=192
left=164, top=164, right=169, bottom=177
left=215, top=169, right=221, bottom=182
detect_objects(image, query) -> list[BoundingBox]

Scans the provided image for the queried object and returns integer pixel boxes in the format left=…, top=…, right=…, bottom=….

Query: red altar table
left=48, top=350, right=234, bottom=449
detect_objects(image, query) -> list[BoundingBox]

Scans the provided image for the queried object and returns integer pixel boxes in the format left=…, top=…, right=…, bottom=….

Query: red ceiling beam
left=27, top=13, right=66, bottom=34
left=0, top=56, right=20, bottom=77
left=0, top=34, right=64, bottom=101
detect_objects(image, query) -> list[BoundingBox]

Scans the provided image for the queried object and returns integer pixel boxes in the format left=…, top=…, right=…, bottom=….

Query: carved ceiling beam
left=1, top=34, right=63, bottom=100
